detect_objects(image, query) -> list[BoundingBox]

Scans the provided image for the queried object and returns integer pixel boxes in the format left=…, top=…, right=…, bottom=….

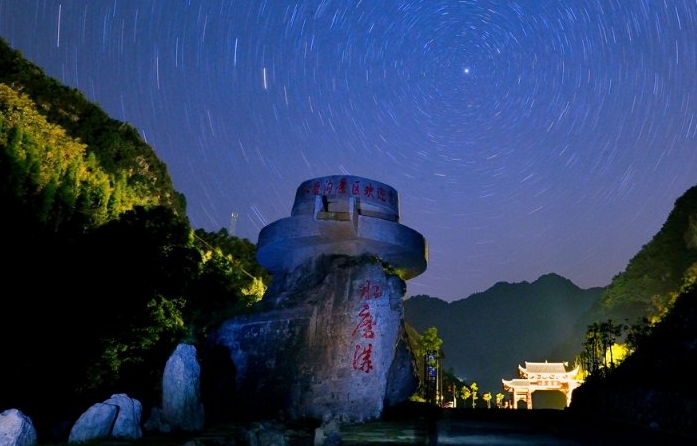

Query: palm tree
left=460, top=385, right=471, bottom=407
left=483, top=392, right=492, bottom=409
left=495, top=393, right=505, bottom=409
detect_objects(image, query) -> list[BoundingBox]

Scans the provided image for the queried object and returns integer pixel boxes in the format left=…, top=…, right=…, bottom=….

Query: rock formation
left=144, top=343, right=205, bottom=434
left=161, top=344, right=205, bottom=432
left=67, top=394, right=142, bottom=443
left=0, top=408, right=37, bottom=446
left=207, top=175, right=428, bottom=422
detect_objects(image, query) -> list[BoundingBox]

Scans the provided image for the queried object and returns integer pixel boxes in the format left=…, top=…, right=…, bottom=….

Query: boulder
left=0, top=408, right=37, bottom=446
left=67, top=402, right=117, bottom=443
left=67, top=393, right=142, bottom=443
left=161, top=343, right=204, bottom=432
left=105, top=394, right=142, bottom=439
left=209, top=254, right=419, bottom=422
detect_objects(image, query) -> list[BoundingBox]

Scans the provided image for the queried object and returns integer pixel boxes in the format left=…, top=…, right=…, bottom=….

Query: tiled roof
left=522, top=361, right=568, bottom=374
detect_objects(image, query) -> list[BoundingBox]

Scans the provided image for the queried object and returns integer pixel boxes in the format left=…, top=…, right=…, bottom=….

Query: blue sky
left=2, top=0, right=696, bottom=301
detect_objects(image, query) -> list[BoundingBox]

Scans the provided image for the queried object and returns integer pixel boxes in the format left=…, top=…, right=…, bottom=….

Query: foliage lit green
left=0, top=37, right=271, bottom=442
left=577, top=185, right=697, bottom=382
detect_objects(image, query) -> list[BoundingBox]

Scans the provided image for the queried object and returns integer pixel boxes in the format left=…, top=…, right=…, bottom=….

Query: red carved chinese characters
left=359, top=279, right=383, bottom=300
left=352, top=181, right=361, bottom=196
left=300, top=177, right=398, bottom=211
left=351, top=279, right=382, bottom=373
left=323, top=179, right=334, bottom=195
left=352, top=304, right=375, bottom=339
left=337, top=177, right=348, bottom=194
left=352, top=343, right=374, bottom=373
left=376, top=186, right=387, bottom=202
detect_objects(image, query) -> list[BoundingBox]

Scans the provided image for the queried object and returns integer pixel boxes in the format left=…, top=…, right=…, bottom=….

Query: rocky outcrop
left=0, top=409, right=37, bottom=446
left=207, top=254, right=419, bottom=423
left=205, top=176, right=425, bottom=424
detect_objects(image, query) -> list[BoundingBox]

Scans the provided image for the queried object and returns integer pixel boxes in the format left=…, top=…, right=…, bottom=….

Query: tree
left=470, top=382, right=479, bottom=408
left=460, top=385, right=471, bottom=405
left=581, top=319, right=628, bottom=379
left=417, top=326, right=444, bottom=404
left=483, top=392, right=492, bottom=409
left=599, top=319, right=625, bottom=370
left=625, top=317, right=653, bottom=353
left=495, top=393, right=505, bottom=409
left=581, top=322, right=603, bottom=377
left=418, top=326, right=444, bottom=356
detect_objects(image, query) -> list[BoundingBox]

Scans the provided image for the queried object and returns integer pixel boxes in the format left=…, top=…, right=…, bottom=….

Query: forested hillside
left=590, top=184, right=697, bottom=323
left=0, top=37, right=184, bottom=234
left=544, top=185, right=697, bottom=379
left=0, top=37, right=270, bottom=442
left=568, top=184, right=697, bottom=433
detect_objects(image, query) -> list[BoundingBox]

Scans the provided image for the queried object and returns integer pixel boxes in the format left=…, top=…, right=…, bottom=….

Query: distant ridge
left=404, top=273, right=604, bottom=403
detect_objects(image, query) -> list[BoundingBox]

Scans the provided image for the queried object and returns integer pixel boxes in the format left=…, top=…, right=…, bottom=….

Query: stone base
left=206, top=254, right=418, bottom=422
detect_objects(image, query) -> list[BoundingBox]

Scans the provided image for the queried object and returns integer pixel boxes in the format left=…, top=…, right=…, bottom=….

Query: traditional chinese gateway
left=208, top=175, right=428, bottom=422
left=502, top=361, right=583, bottom=409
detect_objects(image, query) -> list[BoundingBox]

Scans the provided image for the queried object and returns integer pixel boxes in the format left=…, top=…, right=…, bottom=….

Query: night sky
left=2, top=1, right=696, bottom=302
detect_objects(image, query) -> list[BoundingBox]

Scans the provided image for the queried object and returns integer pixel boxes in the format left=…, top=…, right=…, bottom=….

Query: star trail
left=2, top=0, right=696, bottom=301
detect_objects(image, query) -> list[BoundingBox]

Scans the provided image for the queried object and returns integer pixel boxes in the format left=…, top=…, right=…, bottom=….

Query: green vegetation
left=409, top=325, right=500, bottom=409
left=0, top=38, right=184, bottom=222
left=413, top=326, right=444, bottom=405
left=593, top=185, right=697, bottom=321
left=576, top=185, right=697, bottom=381
left=0, top=37, right=270, bottom=442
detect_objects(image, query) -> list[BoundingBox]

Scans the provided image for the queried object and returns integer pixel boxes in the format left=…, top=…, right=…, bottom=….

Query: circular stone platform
left=256, top=175, right=428, bottom=280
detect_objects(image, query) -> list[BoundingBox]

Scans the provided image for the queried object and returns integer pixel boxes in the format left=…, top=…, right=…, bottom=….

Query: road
left=339, top=408, right=696, bottom=445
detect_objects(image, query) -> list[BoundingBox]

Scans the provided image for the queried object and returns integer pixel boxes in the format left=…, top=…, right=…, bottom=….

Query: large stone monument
left=208, top=175, right=427, bottom=422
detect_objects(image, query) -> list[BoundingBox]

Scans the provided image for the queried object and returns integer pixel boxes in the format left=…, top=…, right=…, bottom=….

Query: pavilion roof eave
left=518, top=361, right=577, bottom=376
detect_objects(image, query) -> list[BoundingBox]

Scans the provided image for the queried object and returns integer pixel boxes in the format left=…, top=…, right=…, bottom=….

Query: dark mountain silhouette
left=571, top=280, right=697, bottom=433
left=404, top=273, right=604, bottom=400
